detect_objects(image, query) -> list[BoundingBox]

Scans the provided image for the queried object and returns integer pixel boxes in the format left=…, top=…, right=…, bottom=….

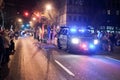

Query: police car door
left=59, top=28, right=68, bottom=49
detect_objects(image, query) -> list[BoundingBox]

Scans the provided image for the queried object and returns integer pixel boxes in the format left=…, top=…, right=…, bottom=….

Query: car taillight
left=80, top=43, right=88, bottom=50
left=82, top=44, right=87, bottom=48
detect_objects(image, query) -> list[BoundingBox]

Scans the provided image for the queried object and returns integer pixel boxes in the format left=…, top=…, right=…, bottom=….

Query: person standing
left=9, top=39, right=15, bottom=53
left=0, top=32, right=5, bottom=67
left=2, top=31, right=10, bottom=63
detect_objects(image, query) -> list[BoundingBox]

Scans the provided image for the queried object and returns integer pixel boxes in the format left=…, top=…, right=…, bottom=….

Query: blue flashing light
left=26, top=24, right=30, bottom=27
left=81, top=29, right=85, bottom=32
left=22, top=25, right=25, bottom=27
left=79, top=29, right=85, bottom=32
left=89, top=44, right=95, bottom=49
left=70, top=28, right=77, bottom=33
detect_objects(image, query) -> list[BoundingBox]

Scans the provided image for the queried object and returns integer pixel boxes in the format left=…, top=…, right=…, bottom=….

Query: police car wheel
left=57, top=43, right=62, bottom=49
left=66, top=43, right=72, bottom=52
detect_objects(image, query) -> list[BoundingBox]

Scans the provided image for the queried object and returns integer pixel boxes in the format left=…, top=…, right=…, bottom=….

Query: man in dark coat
left=0, top=32, right=5, bottom=68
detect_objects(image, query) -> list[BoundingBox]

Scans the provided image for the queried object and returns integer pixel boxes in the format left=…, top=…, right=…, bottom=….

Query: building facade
left=58, top=0, right=120, bottom=32
left=59, top=0, right=86, bottom=27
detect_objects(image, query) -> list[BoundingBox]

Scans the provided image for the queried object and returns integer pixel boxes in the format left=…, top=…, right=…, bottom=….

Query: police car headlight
left=94, top=39, right=99, bottom=45
left=71, top=38, right=79, bottom=44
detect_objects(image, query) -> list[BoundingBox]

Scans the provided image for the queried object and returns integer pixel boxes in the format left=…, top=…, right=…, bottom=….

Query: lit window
left=74, top=16, right=76, bottom=21
left=116, top=10, right=119, bottom=15
left=69, top=16, right=72, bottom=21
left=107, top=10, right=110, bottom=15
left=79, top=0, right=83, bottom=5
left=79, top=16, right=81, bottom=21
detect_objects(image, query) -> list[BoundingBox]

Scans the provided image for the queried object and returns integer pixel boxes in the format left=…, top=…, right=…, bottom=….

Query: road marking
left=105, top=56, right=120, bottom=63
left=55, top=60, right=75, bottom=77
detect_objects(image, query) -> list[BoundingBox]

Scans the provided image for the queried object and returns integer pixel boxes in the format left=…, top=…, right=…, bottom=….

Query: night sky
left=4, top=0, right=39, bottom=10
left=4, top=0, right=59, bottom=12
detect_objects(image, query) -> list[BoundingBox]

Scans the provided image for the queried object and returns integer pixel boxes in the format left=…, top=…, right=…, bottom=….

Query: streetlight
left=18, top=18, right=22, bottom=22
left=45, top=4, right=53, bottom=23
left=24, top=11, right=29, bottom=17
left=45, top=4, right=53, bottom=43
left=46, top=4, right=52, bottom=11
left=32, top=17, right=36, bottom=21
left=15, top=18, right=23, bottom=31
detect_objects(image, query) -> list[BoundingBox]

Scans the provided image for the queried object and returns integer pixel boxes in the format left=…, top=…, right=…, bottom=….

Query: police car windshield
left=70, top=31, right=92, bottom=37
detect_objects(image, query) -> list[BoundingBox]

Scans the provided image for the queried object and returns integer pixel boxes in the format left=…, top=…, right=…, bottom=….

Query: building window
left=72, top=8, right=74, bottom=13
left=116, top=10, right=119, bottom=15
left=103, top=10, right=106, bottom=14
left=74, top=16, right=76, bottom=21
left=107, top=10, right=111, bottom=15
left=67, top=7, right=70, bottom=13
left=68, top=15, right=72, bottom=21
left=79, top=0, right=84, bottom=5
left=76, top=8, right=79, bottom=14
left=69, top=0, right=72, bottom=5
left=75, top=0, right=78, bottom=4
left=70, top=0, right=83, bottom=5
left=79, top=16, right=81, bottom=21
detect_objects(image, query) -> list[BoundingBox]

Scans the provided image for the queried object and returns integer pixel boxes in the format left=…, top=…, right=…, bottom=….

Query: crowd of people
left=1, top=28, right=120, bottom=68
left=0, top=29, right=15, bottom=68
left=96, top=31, right=120, bottom=52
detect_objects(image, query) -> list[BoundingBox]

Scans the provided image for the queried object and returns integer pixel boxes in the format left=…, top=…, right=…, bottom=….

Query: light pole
left=18, top=18, right=22, bottom=23
left=45, top=4, right=54, bottom=43
left=45, top=4, right=53, bottom=24
left=15, top=18, right=23, bottom=31
left=46, top=4, right=52, bottom=11
left=32, top=17, right=36, bottom=21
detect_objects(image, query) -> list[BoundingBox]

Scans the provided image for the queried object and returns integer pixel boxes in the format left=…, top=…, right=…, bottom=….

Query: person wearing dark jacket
left=2, top=31, right=11, bottom=63
left=0, top=32, right=5, bottom=68
left=9, top=39, right=15, bottom=53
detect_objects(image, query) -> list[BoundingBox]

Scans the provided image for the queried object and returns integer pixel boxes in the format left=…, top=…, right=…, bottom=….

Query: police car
left=57, top=27, right=100, bottom=53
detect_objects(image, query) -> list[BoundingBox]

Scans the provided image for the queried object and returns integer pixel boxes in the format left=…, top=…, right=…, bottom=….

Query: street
left=1, top=37, right=120, bottom=80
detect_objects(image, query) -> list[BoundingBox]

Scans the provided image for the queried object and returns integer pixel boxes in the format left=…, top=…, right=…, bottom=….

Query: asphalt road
left=1, top=36, right=120, bottom=80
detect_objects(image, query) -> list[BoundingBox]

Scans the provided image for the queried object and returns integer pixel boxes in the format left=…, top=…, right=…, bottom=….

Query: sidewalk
left=107, top=46, right=120, bottom=60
